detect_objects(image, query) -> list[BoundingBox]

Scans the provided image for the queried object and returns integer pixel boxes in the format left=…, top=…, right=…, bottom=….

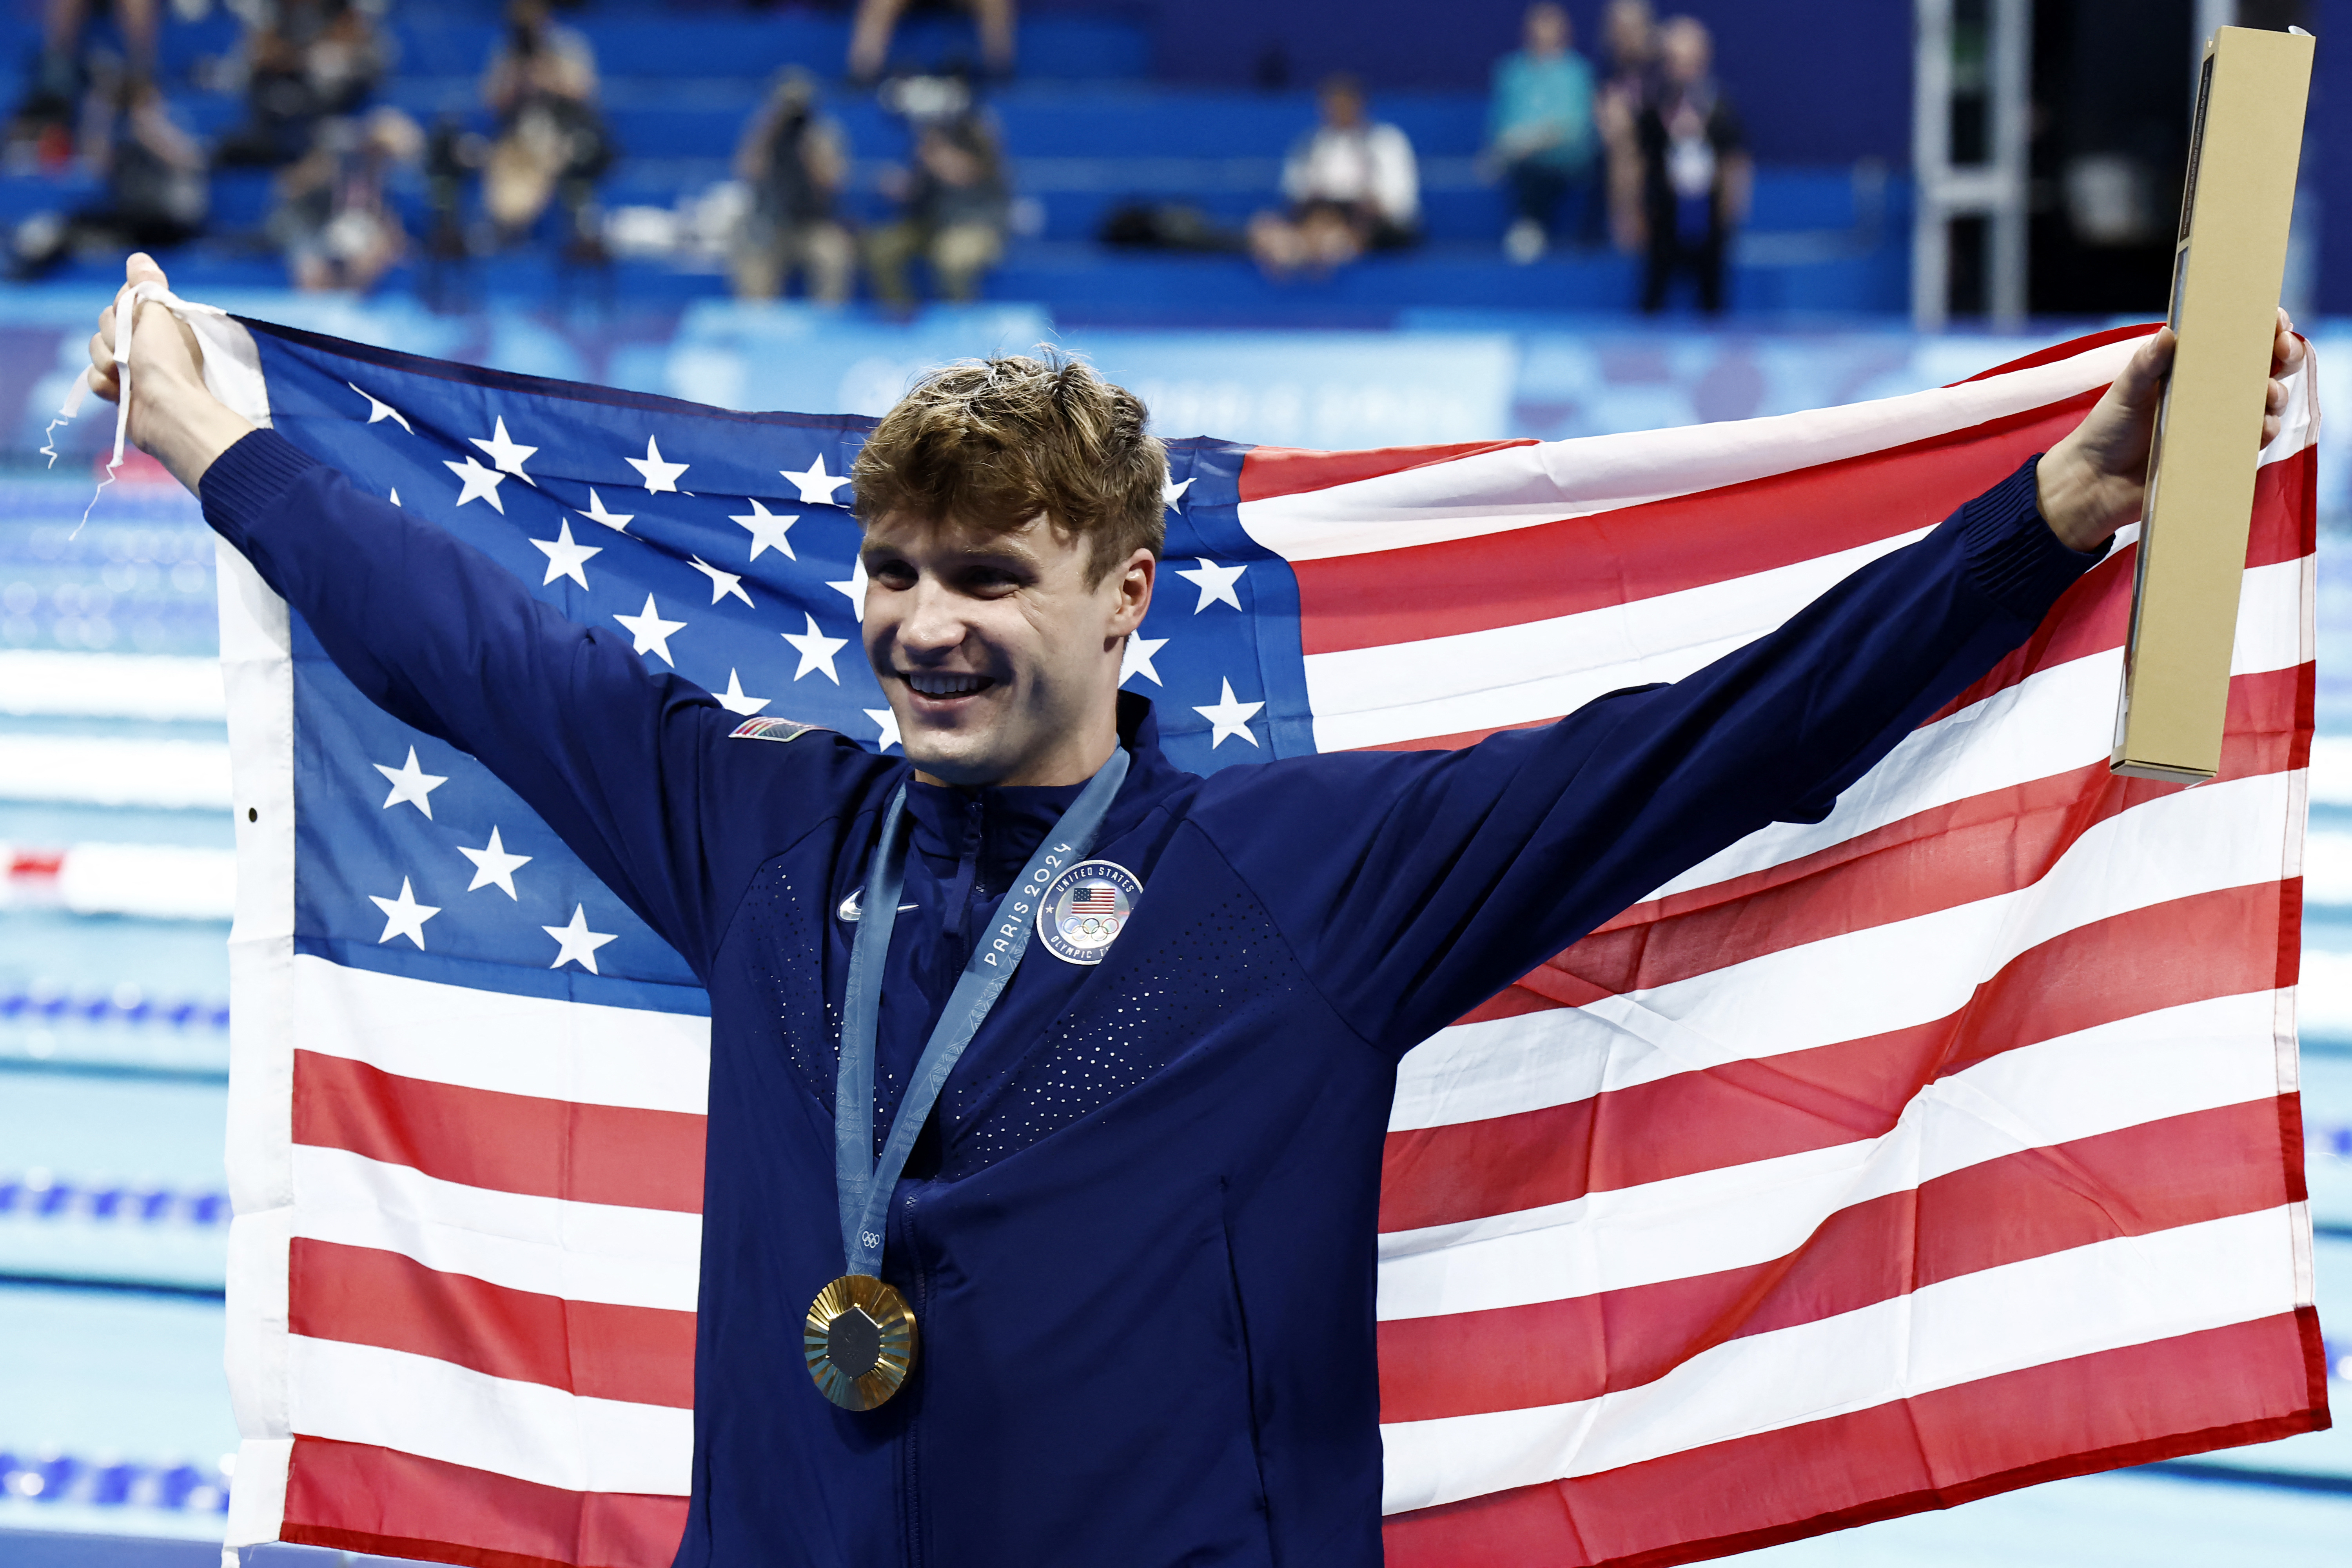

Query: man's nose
left=897, top=579, right=968, bottom=653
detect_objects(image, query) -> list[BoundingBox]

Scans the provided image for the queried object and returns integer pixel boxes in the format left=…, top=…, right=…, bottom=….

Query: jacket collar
left=900, top=692, right=1178, bottom=875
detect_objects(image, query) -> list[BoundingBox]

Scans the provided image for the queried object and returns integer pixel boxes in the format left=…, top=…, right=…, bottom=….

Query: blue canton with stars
left=243, top=321, right=1314, bottom=1016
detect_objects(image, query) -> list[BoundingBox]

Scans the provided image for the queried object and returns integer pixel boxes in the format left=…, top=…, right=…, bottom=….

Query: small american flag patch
left=730, top=716, right=827, bottom=744
left=1067, top=885, right=1118, bottom=915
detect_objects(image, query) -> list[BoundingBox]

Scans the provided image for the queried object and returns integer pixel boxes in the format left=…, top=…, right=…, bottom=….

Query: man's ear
left=1109, top=548, right=1155, bottom=637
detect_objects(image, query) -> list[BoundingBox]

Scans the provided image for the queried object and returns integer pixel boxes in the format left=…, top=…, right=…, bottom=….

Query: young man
left=97, top=254, right=2299, bottom=1566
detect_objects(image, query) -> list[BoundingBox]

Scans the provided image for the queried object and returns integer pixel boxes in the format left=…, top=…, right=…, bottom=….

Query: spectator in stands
left=848, top=0, right=1016, bottom=86
left=730, top=69, right=855, bottom=305
left=1485, top=2, right=1598, bottom=263
left=1247, top=74, right=1417, bottom=280
left=215, top=0, right=392, bottom=170
left=7, top=0, right=159, bottom=169
left=479, top=0, right=615, bottom=255
left=10, top=71, right=204, bottom=278
left=866, top=108, right=1008, bottom=305
left=272, top=105, right=422, bottom=294
left=1630, top=15, right=1747, bottom=314
left=1595, top=0, right=1658, bottom=252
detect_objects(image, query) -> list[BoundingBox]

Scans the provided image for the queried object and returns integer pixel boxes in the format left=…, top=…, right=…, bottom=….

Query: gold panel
left=2114, top=26, right=2313, bottom=781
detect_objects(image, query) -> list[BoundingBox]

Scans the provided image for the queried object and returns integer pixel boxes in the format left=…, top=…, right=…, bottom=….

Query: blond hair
left=851, top=351, right=1166, bottom=581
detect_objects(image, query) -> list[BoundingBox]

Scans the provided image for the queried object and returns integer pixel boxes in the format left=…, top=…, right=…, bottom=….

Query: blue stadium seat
left=0, top=4, right=1906, bottom=323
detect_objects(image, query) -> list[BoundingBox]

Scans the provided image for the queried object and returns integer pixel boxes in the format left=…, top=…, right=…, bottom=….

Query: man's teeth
left=907, top=672, right=987, bottom=697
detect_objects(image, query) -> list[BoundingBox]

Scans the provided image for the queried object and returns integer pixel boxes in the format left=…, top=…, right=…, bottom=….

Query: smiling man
left=97, top=253, right=2300, bottom=1568
left=848, top=359, right=1160, bottom=789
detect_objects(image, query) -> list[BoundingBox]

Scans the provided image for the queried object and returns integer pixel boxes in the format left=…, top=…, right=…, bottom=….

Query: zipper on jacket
left=896, top=1183, right=931, bottom=1568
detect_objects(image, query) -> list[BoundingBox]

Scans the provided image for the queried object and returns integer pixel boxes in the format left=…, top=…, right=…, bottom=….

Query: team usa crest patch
left=1036, top=859, right=1143, bottom=965
left=730, top=716, right=827, bottom=743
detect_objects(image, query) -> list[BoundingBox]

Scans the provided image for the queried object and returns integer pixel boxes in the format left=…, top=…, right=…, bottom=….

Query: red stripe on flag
left=1924, top=451, right=2311, bottom=728
left=2243, top=446, right=2315, bottom=570
left=1380, top=1309, right=2327, bottom=1568
left=1377, top=1099, right=2293, bottom=1423
left=1380, top=882, right=2288, bottom=1234
left=1348, top=448, right=2308, bottom=758
left=281, top=1436, right=686, bottom=1568
left=1292, top=394, right=2096, bottom=656
left=1594, top=663, right=2300, bottom=959
left=1236, top=438, right=1538, bottom=503
left=1559, top=664, right=2302, bottom=999
left=291, top=1051, right=705, bottom=1213
left=1952, top=322, right=2159, bottom=383
left=288, top=1238, right=696, bottom=1408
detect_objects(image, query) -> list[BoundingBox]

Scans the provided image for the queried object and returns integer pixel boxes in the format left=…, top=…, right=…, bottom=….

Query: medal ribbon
left=834, top=746, right=1130, bottom=1279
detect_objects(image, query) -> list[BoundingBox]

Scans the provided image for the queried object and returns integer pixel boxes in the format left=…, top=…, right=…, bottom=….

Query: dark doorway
left=2028, top=0, right=2195, bottom=316
left=2028, top=0, right=2310, bottom=317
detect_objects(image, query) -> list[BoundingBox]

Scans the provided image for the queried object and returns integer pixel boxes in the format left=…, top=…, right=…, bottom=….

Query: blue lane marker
left=0, top=1450, right=231, bottom=1514
left=0, top=1175, right=230, bottom=1227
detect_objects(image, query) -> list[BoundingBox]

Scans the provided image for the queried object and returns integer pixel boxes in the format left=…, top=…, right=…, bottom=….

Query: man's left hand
left=2036, top=307, right=2304, bottom=554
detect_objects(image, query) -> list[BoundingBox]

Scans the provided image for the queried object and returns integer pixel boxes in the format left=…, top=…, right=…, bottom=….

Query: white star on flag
left=1120, top=633, right=1169, bottom=687
left=455, top=826, right=532, bottom=899
left=470, top=417, right=538, bottom=484
left=543, top=904, right=619, bottom=973
left=731, top=497, right=797, bottom=561
left=1163, top=474, right=1192, bottom=511
left=388, top=488, right=401, bottom=507
left=529, top=519, right=601, bottom=588
left=826, top=555, right=868, bottom=622
left=779, top=454, right=851, bottom=505
left=369, top=877, right=440, bottom=949
left=1176, top=558, right=1247, bottom=613
left=688, top=556, right=754, bottom=607
left=613, top=595, right=686, bottom=666
left=717, top=669, right=771, bottom=716
left=1192, top=679, right=1265, bottom=749
left=865, top=706, right=902, bottom=751
left=628, top=436, right=690, bottom=494
left=346, top=381, right=413, bottom=433
left=444, top=454, right=508, bottom=512
left=580, top=488, right=635, bottom=533
left=373, top=746, right=447, bottom=817
left=782, top=613, right=849, bottom=684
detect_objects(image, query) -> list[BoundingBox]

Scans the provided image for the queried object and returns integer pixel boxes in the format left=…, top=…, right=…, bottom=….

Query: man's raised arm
left=1199, top=317, right=2305, bottom=1054
left=94, top=255, right=875, bottom=975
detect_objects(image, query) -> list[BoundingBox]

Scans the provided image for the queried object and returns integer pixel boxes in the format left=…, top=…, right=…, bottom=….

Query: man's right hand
left=88, top=252, right=256, bottom=494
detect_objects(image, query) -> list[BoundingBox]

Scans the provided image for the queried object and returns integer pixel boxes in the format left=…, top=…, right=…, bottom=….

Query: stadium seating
left=0, top=1, right=1908, bottom=321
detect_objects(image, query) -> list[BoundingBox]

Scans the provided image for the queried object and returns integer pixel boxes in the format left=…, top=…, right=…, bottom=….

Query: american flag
left=202, top=316, right=2327, bottom=1568
left=1067, top=884, right=1120, bottom=916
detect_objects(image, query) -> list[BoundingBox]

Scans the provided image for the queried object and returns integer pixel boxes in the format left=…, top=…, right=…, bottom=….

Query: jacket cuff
left=198, top=428, right=320, bottom=544
left=1957, top=454, right=2109, bottom=621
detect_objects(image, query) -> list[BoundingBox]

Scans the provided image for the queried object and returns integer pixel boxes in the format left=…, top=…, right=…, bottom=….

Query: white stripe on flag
left=1378, top=1204, right=2301, bottom=1513
left=1303, top=530, right=1928, bottom=752
left=293, top=955, right=712, bottom=1112
left=291, top=1145, right=701, bottom=1312
left=1243, top=337, right=2148, bottom=562
left=1651, top=553, right=2304, bottom=902
left=1307, top=530, right=2299, bottom=756
left=287, top=1336, right=693, bottom=1496
left=1391, top=769, right=2294, bottom=1130
left=1376, top=990, right=2282, bottom=1315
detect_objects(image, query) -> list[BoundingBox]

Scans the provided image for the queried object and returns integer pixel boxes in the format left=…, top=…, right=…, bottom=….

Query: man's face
left=1527, top=4, right=1568, bottom=55
left=1662, top=20, right=1708, bottom=83
left=860, top=512, right=1154, bottom=789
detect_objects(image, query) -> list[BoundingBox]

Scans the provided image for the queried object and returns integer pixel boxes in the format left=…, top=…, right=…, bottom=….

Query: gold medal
left=804, top=1274, right=918, bottom=1410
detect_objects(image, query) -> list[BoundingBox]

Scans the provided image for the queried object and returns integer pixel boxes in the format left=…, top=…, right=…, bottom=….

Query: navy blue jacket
left=200, top=429, right=2101, bottom=1568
